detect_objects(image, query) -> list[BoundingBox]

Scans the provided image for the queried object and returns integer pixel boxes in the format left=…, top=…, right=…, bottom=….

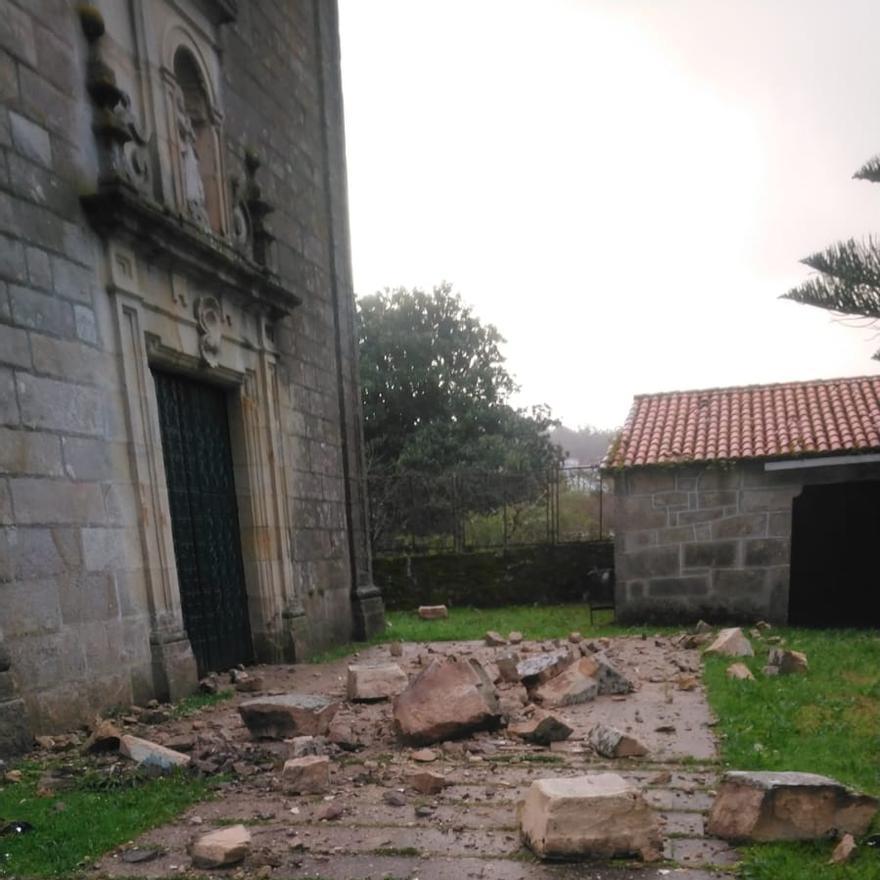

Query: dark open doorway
left=153, top=369, right=254, bottom=675
left=788, top=480, right=880, bottom=627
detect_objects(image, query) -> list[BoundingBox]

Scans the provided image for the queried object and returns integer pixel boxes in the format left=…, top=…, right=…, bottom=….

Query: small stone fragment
left=483, top=630, right=506, bottom=647
left=508, top=711, right=573, bottom=746
left=588, top=723, right=648, bottom=758
left=346, top=662, right=408, bottom=701
left=389, top=641, right=403, bottom=657
left=281, top=755, right=330, bottom=794
left=383, top=790, right=407, bottom=806
left=235, top=674, right=264, bottom=693
left=704, top=627, right=754, bottom=658
left=496, top=651, right=521, bottom=684
left=508, top=631, right=523, bottom=645
left=593, top=653, right=636, bottom=695
left=726, top=663, right=754, bottom=681
left=119, top=735, right=190, bottom=772
left=677, top=674, right=698, bottom=691
left=190, top=825, right=251, bottom=869
left=84, top=719, right=122, bottom=754
left=829, top=833, right=856, bottom=864
left=769, top=649, right=808, bottom=675
left=707, top=771, right=879, bottom=842
left=316, top=802, right=344, bottom=821
left=411, top=748, right=438, bottom=762
left=534, top=657, right=599, bottom=707
left=418, top=605, right=448, bottom=620
left=568, top=632, right=582, bottom=644
left=288, top=735, right=324, bottom=758
left=517, top=650, right=574, bottom=686
left=520, top=774, right=661, bottom=860
left=405, top=770, right=447, bottom=794
left=694, top=620, right=712, bottom=634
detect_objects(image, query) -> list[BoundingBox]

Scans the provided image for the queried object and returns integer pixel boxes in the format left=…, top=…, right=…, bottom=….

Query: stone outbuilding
left=604, top=376, right=880, bottom=625
left=0, top=0, right=383, bottom=750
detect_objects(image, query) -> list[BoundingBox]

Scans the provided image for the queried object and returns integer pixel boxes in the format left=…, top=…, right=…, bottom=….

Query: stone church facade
left=0, top=0, right=384, bottom=752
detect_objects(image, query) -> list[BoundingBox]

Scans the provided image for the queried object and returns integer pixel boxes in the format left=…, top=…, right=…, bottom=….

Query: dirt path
left=93, top=636, right=738, bottom=879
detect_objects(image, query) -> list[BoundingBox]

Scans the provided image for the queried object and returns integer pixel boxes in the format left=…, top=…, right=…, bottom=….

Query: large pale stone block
left=190, top=825, right=251, bottom=868
left=119, top=734, right=190, bottom=772
left=704, top=627, right=753, bottom=657
left=707, top=771, right=879, bottom=842
left=534, top=657, right=599, bottom=707
left=520, top=774, right=662, bottom=860
left=346, top=662, right=408, bottom=701
left=281, top=754, right=330, bottom=794
left=239, top=693, right=340, bottom=740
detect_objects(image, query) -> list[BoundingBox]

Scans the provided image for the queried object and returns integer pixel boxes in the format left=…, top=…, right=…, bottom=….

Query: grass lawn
left=704, top=627, right=880, bottom=879
left=0, top=762, right=218, bottom=878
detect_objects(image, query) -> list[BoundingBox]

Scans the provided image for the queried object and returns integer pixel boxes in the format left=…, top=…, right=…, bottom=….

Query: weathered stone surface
left=190, top=824, right=251, bottom=869
left=0, top=698, right=31, bottom=758
left=346, top=662, right=408, bottom=701
left=288, top=735, right=325, bottom=758
left=769, top=648, right=808, bottom=675
left=588, top=723, right=648, bottom=758
left=829, top=833, right=856, bottom=864
left=496, top=651, right=521, bottom=683
left=726, top=662, right=754, bottom=681
left=592, top=652, right=636, bottom=695
left=119, top=734, right=190, bottom=771
left=509, top=711, right=573, bottom=746
left=405, top=769, right=447, bottom=794
left=517, top=650, right=573, bottom=686
left=704, top=627, right=754, bottom=658
left=508, top=631, right=523, bottom=644
left=707, top=771, right=879, bottom=842
left=534, top=657, right=599, bottom=707
left=393, top=656, right=502, bottom=745
left=568, top=632, right=582, bottom=644
left=418, top=605, right=448, bottom=620
left=484, top=630, right=507, bottom=646
left=239, top=694, right=339, bottom=740
left=281, top=754, right=330, bottom=794
left=520, top=774, right=662, bottom=860
left=389, top=640, right=403, bottom=657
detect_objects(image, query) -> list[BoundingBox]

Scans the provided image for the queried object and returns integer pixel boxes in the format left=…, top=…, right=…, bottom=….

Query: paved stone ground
left=92, top=636, right=738, bottom=879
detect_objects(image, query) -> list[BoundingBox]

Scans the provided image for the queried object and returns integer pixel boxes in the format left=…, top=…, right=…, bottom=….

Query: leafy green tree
left=783, top=156, right=880, bottom=356
left=357, top=282, right=561, bottom=475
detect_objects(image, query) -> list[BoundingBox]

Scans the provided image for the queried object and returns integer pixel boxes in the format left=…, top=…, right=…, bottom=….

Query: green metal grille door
left=153, top=370, right=253, bottom=675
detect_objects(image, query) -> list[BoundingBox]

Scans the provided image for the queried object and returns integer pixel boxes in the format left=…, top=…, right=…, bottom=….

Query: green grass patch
left=703, top=627, right=880, bottom=879
left=0, top=762, right=218, bottom=878
left=168, top=688, right=234, bottom=718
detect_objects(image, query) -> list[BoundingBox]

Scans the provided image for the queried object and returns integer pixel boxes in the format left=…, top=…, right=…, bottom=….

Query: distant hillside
left=551, top=425, right=618, bottom=466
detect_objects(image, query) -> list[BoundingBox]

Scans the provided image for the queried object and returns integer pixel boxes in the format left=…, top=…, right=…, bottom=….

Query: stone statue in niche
left=175, top=89, right=209, bottom=228
left=194, top=295, right=222, bottom=367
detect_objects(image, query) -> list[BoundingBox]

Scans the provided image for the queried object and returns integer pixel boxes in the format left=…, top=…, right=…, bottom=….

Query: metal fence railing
left=368, top=466, right=613, bottom=557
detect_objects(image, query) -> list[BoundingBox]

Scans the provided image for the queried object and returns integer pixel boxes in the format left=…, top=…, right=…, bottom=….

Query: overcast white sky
left=338, top=0, right=880, bottom=429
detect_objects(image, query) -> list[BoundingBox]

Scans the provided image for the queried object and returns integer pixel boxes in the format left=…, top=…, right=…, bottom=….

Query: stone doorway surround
left=106, top=240, right=307, bottom=701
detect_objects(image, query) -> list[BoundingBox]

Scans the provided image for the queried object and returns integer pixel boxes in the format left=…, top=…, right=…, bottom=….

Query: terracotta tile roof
left=604, top=375, right=880, bottom=469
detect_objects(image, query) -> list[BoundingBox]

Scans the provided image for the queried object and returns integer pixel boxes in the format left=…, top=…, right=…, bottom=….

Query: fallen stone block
left=588, top=723, right=648, bottom=758
left=509, top=711, right=573, bottom=746
left=694, top=620, right=712, bottom=634
left=705, top=627, right=754, bottom=658
left=592, top=652, right=636, bottom=695
left=389, top=641, right=403, bottom=657
left=568, top=632, right=582, bottom=644
left=534, top=657, right=599, bottom=707
left=496, top=651, right=521, bottom=683
left=485, top=631, right=507, bottom=647
left=418, top=605, right=448, bottom=620
left=769, top=649, right=808, bottom=675
left=119, top=735, right=190, bottom=772
left=288, top=735, right=325, bottom=758
left=346, top=662, right=408, bottom=701
left=520, top=773, right=662, bottom=860
left=726, top=662, right=754, bottom=681
left=238, top=694, right=339, bottom=740
left=508, top=631, right=523, bottom=645
left=327, top=720, right=358, bottom=751
left=393, top=656, right=502, bottom=745
left=281, top=755, right=330, bottom=794
left=405, top=769, right=447, bottom=794
left=677, top=674, right=699, bottom=691
left=517, top=650, right=574, bottom=686
left=84, top=719, right=122, bottom=754
left=707, top=771, right=879, bottom=842
left=190, top=824, right=251, bottom=868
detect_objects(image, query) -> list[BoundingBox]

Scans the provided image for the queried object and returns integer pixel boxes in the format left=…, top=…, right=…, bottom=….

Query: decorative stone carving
left=194, top=295, right=223, bottom=367
left=175, top=88, right=210, bottom=228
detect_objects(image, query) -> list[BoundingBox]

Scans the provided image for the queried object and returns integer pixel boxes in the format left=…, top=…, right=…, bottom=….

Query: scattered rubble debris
left=508, top=711, right=573, bottom=745
left=405, top=769, right=447, bottom=794
left=393, top=656, right=502, bottom=745
left=520, top=774, right=662, bottom=860
left=768, top=648, right=809, bottom=675
left=516, top=650, right=573, bottom=687
left=84, top=719, right=122, bottom=754
left=189, top=825, right=251, bottom=868
left=508, top=631, right=523, bottom=645
left=418, top=605, right=448, bottom=619
left=592, top=652, right=637, bottom=695
left=389, top=640, right=403, bottom=657
left=704, top=627, right=754, bottom=658
left=829, top=833, right=856, bottom=864
left=534, top=657, right=599, bottom=707
left=707, top=771, right=879, bottom=841
left=588, top=723, right=648, bottom=758
left=484, top=631, right=507, bottom=646
left=281, top=755, right=330, bottom=794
